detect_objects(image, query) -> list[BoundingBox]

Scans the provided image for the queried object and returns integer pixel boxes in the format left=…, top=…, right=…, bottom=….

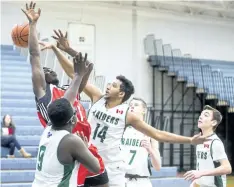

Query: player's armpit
left=83, top=83, right=103, bottom=103
left=127, top=112, right=192, bottom=144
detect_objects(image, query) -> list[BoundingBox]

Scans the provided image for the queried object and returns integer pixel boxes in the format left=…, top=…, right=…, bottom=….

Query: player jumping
left=22, top=1, right=109, bottom=186
left=40, top=30, right=209, bottom=187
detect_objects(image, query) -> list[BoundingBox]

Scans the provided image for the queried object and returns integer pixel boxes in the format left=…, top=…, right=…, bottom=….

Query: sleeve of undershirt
left=211, top=140, right=228, bottom=161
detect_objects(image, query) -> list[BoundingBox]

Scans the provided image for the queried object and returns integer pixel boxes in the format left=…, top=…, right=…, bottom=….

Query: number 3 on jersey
left=93, top=123, right=109, bottom=143
left=37, top=145, right=46, bottom=171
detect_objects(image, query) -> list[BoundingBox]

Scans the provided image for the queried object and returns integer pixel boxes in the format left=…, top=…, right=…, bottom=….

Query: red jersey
left=35, top=84, right=90, bottom=140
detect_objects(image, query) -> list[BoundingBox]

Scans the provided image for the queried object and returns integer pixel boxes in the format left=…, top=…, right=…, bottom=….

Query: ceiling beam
left=154, top=1, right=234, bottom=13
left=2, top=1, right=234, bottom=23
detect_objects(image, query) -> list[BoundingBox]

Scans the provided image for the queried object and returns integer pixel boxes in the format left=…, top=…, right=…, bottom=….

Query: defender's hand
left=52, top=30, right=70, bottom=51
left=73, top=53, right=93, bottom=77
left=191, top=133, right=209, bottom=145
left=141, top=140, right=153, bottom=153
left=76, top=131, right=88, bottom=148
left=38, top=41, right=54, bottom=51
left=184, top=170, right=202, bottom=181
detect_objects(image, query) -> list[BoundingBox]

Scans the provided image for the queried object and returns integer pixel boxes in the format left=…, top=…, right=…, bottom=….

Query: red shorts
left=77, top=144, right=105, bottom=186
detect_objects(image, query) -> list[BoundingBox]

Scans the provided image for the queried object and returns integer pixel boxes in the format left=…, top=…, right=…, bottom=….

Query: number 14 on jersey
left=93, top=123, right=109, bottom=143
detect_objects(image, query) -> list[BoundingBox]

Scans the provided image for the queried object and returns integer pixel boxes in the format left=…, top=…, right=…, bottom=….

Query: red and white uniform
left=35, top=84, right=105, bottom=186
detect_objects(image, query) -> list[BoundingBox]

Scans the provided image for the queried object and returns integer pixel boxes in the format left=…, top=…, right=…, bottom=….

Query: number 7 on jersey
left=129, top=150, right=137, bottom=165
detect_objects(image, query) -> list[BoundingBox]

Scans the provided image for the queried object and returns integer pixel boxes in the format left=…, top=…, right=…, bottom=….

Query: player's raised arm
left=50, top=30, right=103, bottom=102
left=64, top=53, right=92, bottom=104
left=127, top=112, right=207, bottom=145
left=21, top=1, right=46, bottom=99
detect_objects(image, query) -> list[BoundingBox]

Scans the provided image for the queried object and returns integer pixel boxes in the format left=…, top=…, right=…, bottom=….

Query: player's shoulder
left=118, top=103, right=130, bottom=111
left=211, top=135, right=225, bottom=147
left=210, top=134, right=223, bottom=144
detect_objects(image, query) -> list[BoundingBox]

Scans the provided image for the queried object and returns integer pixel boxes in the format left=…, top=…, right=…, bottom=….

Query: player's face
left=129, top=100, right=145, bottom=115
left=198, top=110, right=215, bottom=129
left=105, top=80, right=125, bottom=100
left=4, top=115, right=11, bottom=126
left=43, top=68, right=59, bottom=86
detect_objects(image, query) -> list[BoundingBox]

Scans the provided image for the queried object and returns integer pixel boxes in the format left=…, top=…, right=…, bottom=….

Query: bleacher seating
left=1, top=44, right=192, bottom=187
left=145, top=34, right=234, bottom=112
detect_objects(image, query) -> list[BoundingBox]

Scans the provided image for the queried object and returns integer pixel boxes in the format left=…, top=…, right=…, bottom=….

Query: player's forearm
left=29, top=23, right=40, bottom=57
left=52, top=45, right=75, bottom=79
left=200, top=165, right=232, bottom=176
left=149, top=150, right=161, bottom=171
left=64, top=47, right=79, bottom=57
left=79, top=68, right=92, bottom=93
left=64, top=74, right=83, bottom=104
left=151, top=130, right=192, bottom=144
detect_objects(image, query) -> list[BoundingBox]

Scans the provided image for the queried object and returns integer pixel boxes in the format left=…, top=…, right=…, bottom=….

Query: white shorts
left=105, top=161, right=126, bottom=187
left=125, top=177, right=152, bottom=187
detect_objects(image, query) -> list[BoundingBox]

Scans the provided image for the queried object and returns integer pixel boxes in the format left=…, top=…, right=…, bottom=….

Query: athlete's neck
left=201, top=128, right=214, bottom=137
left=105, top=99, right=122, bottom=109
left=52, top=125, right=72, bottom=133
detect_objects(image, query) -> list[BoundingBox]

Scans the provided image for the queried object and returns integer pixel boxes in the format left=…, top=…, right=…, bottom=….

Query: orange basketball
left=11, top=23, right=29, bottom=48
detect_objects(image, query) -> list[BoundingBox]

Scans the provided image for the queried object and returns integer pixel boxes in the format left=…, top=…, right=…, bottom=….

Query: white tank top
left=122, top=126, right=151, bottom=176
left=88, top=97, right=129, bottom=164
left=32, top=126, right=80, bottom=187
left=196, top=134, right=227, bottom=187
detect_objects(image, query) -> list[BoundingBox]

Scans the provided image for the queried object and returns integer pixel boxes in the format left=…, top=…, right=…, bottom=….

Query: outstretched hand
left=38, top=41, right=54, bottom=51
left=191, top=133, right=210, bottom=145
left=73, top=53, right=94, bottom=77
left=21, top=1, right=41, bottom=23
left=52, top=30, right=70, bottom=51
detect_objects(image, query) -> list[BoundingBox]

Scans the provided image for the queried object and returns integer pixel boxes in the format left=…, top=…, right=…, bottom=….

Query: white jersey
left=32, top=126, right=80, bottom=187
left=122, top=126, right=151, bottom=176
left=196, top=134, right=227, bottom=187
left=88, top=97, right=129, bottom=164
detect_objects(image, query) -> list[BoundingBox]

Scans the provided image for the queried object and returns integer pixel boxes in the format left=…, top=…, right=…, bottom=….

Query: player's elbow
left=225, top=165, right=232, bottom=174
left=153, top=164, right=161, bottom=171
left=91, top=158, right=101, bottom=173
left=152, top=159, right=161, bottom=171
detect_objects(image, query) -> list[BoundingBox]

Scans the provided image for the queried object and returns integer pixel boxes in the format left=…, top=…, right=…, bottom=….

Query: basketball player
left=46, top=30, right=208, bottom=187
left=122, top=97, right=161, bottom=187
left=32, top=51, right=101, bottom=186
left=184, top=105, right=232, bottom=187
left=22, top=2, right=109, bottom=187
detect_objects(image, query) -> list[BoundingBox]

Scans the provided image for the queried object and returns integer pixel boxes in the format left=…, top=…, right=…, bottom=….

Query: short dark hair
left=116, top=75, right=135, bottom=103
left=203, top=105, right=222, bottom=130
left=47, top=98, right=74, bottom=128
left=131, top=97, right=147, bottom=108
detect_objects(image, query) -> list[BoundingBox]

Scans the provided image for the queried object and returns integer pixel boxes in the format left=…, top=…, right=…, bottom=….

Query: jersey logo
left=204, top=144, right=210, bottom=148
left=47, top=131, right=52, bottom=138
left=116, top=109, right=123, bottom=114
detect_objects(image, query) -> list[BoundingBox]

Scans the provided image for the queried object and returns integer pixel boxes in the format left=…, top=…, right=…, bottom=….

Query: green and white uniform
left=88, top=97, right=129, bottom=187
left=122, top=126, right=152, bottom=187
left=196, top=134, right=227, bottom=187
left=32, top=126, right=80, bottom=187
